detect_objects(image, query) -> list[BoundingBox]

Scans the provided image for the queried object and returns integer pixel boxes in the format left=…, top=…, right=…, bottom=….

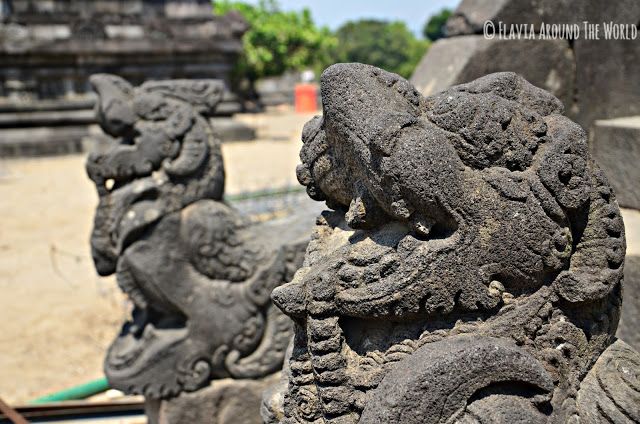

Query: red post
left=294, top=83, right=318, bottom=113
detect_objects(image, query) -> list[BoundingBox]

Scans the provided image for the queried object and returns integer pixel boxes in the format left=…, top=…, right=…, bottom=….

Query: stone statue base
left=146, top=375, right=279, bottom=424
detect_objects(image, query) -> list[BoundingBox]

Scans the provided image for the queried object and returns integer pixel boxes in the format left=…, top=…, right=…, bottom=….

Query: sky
left=242, top=0, right=460, bottom=37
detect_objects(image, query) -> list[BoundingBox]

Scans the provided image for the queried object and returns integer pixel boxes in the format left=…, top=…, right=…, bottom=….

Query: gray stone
left=573, top=39, right=640, bottom=128
left=446, top=0, right=640, bottom=36
left=0, top=109, right=94, bottom=126
left=573, top=0, right=640, bottom=123
left=617, top=208, right=640, bottom=351
left=590, top=116, right=640, bottom=210
left=446, top=0, right=572, bottom=36
left=410, top=36, right=574, bottom=111
left=146, top=376, right=278, bottom=424
left=264, top=63, right=639, bottom=423
left=86, top=74, right=310, bottom=423
left=619, top=255, right=640, bottom=350
left=210, top=117, right=256, bottom=142
left=255, top=73, right=300, bottom=107
left=0, top=115, right=255, bottom=159
left=619, top=254, right=640, bottom=349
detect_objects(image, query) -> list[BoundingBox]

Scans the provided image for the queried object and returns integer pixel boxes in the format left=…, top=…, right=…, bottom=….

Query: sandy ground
left=0, top=108, right=316, bottom=404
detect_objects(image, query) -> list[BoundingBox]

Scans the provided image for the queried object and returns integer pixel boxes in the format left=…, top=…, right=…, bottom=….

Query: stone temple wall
left=0, top=0, right=253, bottom=156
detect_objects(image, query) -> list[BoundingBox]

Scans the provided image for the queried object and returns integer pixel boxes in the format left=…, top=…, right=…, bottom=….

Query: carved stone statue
left=264, top=64, right=639, bottom=423
left=86, top=74, right=307, bottom=423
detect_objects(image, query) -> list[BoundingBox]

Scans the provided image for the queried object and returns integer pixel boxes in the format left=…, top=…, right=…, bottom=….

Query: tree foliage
left=422, top=8, right=452, bottom=41
left=333, top=19, right=429, bottom=79
left=215, top=1, right=437, bottom=85
left=215, top=0, right=336, bottom=82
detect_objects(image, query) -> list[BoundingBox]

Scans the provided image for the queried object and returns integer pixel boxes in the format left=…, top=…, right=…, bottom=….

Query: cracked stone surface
left=262, top=63, right=640, bottom=424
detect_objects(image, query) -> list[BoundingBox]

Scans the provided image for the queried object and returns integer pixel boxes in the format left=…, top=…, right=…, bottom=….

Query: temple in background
left=0, top=0, right=252, bottom=156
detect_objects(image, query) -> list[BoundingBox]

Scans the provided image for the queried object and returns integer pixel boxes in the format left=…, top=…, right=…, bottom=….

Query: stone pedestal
left=146, top=376, right=278, bottom=424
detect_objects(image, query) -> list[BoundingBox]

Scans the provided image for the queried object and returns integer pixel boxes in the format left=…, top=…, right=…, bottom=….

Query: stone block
left=431, top=0, right=640, bottom=130
left=573, top=40, right=640, bottom=128
left=590, top=116, right=640, bottom=210
left=410, top=36, right=574, bottom=109
left=146, top=377, right=277, bottom=424
left=210, top=117, right=256, bottom=142
left=618, top=208, right=640, bottom=351
left=0, top=126, right=88, bottom=157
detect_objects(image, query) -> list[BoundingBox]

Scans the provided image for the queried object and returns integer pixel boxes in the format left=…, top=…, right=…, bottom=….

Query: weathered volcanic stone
left=590, top=116, right=640, bottom=210
left=263, top=63, right=640, bottom=424
left=411, top=36, right=574, bottom=108
left=85, top=74, right=311, bottom=423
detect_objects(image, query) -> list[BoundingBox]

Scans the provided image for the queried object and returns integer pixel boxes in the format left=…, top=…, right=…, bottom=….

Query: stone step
left=590, top=116, right=640, bottom=210
left=0, top=109, right=95, bottom=127
left=0, top=126, right=90, bottom=157
left=0, top=118, right=256, bottom=158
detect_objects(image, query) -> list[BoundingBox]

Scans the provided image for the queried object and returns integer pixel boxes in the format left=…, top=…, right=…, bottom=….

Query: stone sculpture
left=86, top=74, right=306, bottom=423
left=264, top=63, right=639, bottom=423
left=410, top=0, right=640, bottom=360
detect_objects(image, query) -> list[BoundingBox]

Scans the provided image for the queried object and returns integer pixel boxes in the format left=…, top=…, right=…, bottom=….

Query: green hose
left=29, top=377, right=110, bottom=404
left=225, top=185, right=305, bottom=202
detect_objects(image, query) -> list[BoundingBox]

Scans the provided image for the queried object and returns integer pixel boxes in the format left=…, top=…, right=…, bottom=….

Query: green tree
left=215, top=0, right=336, bottom=86
left=422, top=8, right=452, bottom=41
left=333, top=20, right=429, bottom=79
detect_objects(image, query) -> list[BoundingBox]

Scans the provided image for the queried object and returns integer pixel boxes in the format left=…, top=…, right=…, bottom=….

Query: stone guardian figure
left=86, top=74, right=308, bottom=424
left=264, top=63, right=639, bottom=424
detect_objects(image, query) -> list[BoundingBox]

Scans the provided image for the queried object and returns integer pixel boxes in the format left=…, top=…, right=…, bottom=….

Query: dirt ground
left=0, top=109, right=316, bottom=404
